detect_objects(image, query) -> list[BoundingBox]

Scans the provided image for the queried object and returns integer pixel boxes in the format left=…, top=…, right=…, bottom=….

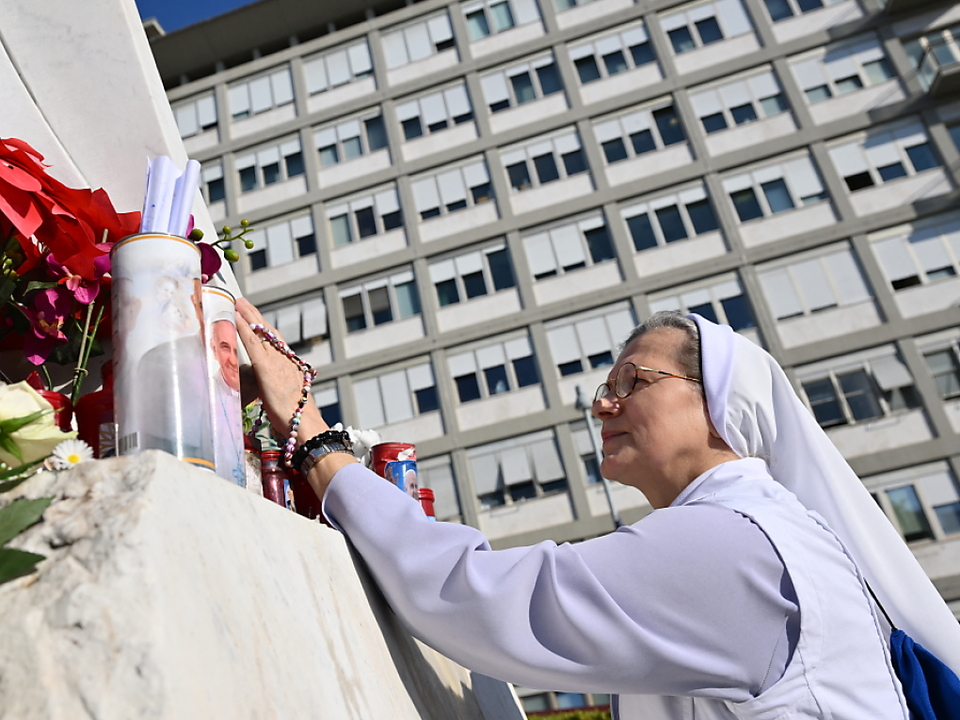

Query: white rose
left=0, top=382, right=76, bottom=467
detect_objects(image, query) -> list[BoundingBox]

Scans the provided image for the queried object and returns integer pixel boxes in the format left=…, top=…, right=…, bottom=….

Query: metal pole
left=576, top=385, right=623, bottom=528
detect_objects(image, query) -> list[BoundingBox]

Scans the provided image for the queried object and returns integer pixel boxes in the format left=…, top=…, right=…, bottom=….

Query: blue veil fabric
left=890, top=630, right=960, bottom=720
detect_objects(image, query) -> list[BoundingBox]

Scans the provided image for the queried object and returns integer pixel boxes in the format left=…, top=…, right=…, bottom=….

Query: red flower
left=22, top=288, right=72, bottom=364
left=45, top=250, right=111, bottom=305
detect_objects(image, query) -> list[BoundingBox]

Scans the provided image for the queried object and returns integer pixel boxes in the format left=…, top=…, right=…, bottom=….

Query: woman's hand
left=235, top=298, right=328, bottom=445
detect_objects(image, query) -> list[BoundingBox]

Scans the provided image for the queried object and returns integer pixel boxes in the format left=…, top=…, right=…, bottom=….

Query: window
left=396, top=83, right=473, bottom=141
left=790, top=36, right=895, bottom=105
left=903, top=23, right=960, bottom=90
left=463, top=0, right=540, bottom=40
left=468, top=430, right=566, bottom=508
left=828, top=122, right=941, bottom=193
left=429, top=243, right=516, bottom=306
left=545, top=304, right=636, bottom=377
left=866, top=463, right=960, bottom=541
left=262, top=296, right=328, bottom=351
left=569, top=24, right=658, bottom=85
left=762, top=0, right=840, bottom=22
left=622, top=185, right=720, bottom=252
left=480, top=55, right=564, bottom=113
left=313, top=386, right=342, bottom=428
left=948, top=122, right=960, bottom=152
left=924, top=347, right=960, bottom=399
left=326, top=188, right=403, bottom=248
left=799, top=351, right=921, bottom=428
left=245, top=215, right=317, bottom=271
left=201, top=163, right=225, bottom=204
left=448, top=335, right=539, bottom=405
left=649, top=276, right=757, bottom=332
left=228, top=67, right=295, bottom=120
left=235, top=138, right=305, bottom=193
left=173, top=93, right=217, bottom=138
left=381, top=12, right=456, bottom=70
left=418, top=456, right=461, bottom=520
left=660, top=0, right=753, bottom=55
left=501, top=130, right=589, bottom=191
left=303, top=40, right=374, bottom=95
left=411, top=159, right=494, bottom=220
left=523, top=216, right=616, bottom=280
left=871, top=217, right=960, bottom=291
left=722, top=154, right=827, bottom=222
left=690, top=69, right=789, bottom=134
left=314, top=112, right=389, bottom=168
left=757, top=244, right=872, bottom=320
left=339, top=270, right=420, bottom=333
left=353, top=361, right=440, bottom=428
left=592, top=103, right=687, bottom=165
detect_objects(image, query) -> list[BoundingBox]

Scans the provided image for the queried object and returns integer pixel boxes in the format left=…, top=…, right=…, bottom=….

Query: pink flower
left=45, top=250, right=110, bottom=304
left=23, top=288, right=72, bottom=364
left=197, top=242, right=222, bottom=280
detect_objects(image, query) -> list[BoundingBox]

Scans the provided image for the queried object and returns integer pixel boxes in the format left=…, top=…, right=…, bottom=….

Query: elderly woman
left=237, top=300, right=960, bottom=719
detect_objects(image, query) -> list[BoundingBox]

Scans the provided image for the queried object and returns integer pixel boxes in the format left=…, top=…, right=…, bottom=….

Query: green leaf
left=0, top=497, right=53, bottom=546
left=0, top=547, right=46, bottom=585
left=23, top=280, right=59, bottom=293
left=0, top=476, right=29, bottom=494
left=0, top=409, right=47, bottom=434
left=0, top=276, right=17, bottom=307
left=0, top=434, right=23, bottom=464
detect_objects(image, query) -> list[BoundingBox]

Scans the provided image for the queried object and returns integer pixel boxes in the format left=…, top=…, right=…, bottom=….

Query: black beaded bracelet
left=291, top=430, right=354, bottom=473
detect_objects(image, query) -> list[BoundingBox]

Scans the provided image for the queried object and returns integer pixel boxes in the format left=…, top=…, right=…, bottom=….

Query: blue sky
left=136, top=0, right=260, bottom=33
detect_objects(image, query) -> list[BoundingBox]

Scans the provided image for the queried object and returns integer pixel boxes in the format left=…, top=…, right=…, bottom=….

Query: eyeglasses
left=593, top=362, right=701, bottom=404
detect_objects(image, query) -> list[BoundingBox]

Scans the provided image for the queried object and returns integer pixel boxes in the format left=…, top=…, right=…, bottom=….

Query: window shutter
left=792, top=258, right=836, bottom=311
left=354, top=377, right=386, bottom=428
left=547, top=325, right=582, bottom=364
left=380, top=370, right=414, bottom=424
left=347, top=42, right=373, bottom=75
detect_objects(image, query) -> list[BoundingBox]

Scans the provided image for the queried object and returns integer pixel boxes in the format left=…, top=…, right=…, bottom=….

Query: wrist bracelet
left=292, top=430, right=354, bottom=476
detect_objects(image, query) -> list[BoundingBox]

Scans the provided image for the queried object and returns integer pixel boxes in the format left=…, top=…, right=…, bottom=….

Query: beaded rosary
left=249, top=323, right=318, bottom=466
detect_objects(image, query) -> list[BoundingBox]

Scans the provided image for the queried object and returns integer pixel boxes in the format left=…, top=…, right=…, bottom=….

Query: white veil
left=690, top=314, right=960, bottom=674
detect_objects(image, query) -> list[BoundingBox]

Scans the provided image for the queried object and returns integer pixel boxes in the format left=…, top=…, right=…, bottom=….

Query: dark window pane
left=249, top=249, right=267, bottom=271
left=575, top=56, right=602, bottom=84
left=602, top=138, right=629, bottom=163
left=695, top=17, right=723, bottom=45
left=463, top=271, right=488, bottom=298
left=415, top=386, right=439, bottom=414
left=537, top=63, right=564, bottom=95
left=835, top=76, right=864, bottom=95
left=797, top=0, right=823, bottom=11
left=402, top=117, right=424, bottom=140
left=296, top=233, right=316, bottom=256
left=466, top=10, right=491, bottom=39
left=507, top=162, right=532, bottom=190
left=511, top=72, right=536, bottom=104
left=805, top=85, right=831, bottom=104
left=669, top=27, right=696, bottom=54
left=765, top=0, right=794, bottom=21
left=421, top=207, right=441, bottom=220
left=562, top=149, right=589, bottom=176
left=490, top=99, right=511, bottom=112
left=627, top=213, right=657, bottom=251
left=877, top=163, right=907, bottom=182
left=653, top=106, right=685, bottom=145
left=484, top=365, right=510, bottom=394
left=456, top=374, right=482, bottom=402
left=804, top=379, right=845, bottom=427
left=436, top=278, right=460, bottom=306
left=488, top=248, right=516, bottom=290
left=588, top=350, right=614, bottom=368
left=702, top=113, right=728, bottom=133
left=513, top=355, right=540, bottom=387
left=630, top=42, right=655, bottom=66
left=239, top=165, right=258, bottom=192
left=285, top=152, right=305, bottom=177
left=533, top=154, right=560, bottom=184
left=844, top=172, right=875, bottom=192
left=262, top=162, right=281, bottom=185
left=368, top=286, right=393, bottom=325
left=510, top=481, right=537, bottom=502
left=891, top=275, right=922, bottom=290
left=656, top=205, right=688, bottom=243
left=731, top=188, right=764, bottom=221
left=935, top=502, right=960, bottom=535
left=583, top=455, right=601, bottom=484
left=585, top=227, right=615, bottom=262
left=382, top=210, right=403, bottom=231
left=435, top=37, right=456, bottom=51
left=355, top=207, right=378, bottom=238
left=906, top=143, right=939, bottom=172
left=343, top=294, right=366, bottom=333
left=686, top=199, right=718, bottom=234
left=927, top=350, right=960, bottom=398
left=342, top=137, right=363, bottom=159
left=207, top=177, right=226, bottom=203
left=688, top=302, right=718, bottom=324
left=730, top=103, right=758, bottom=125
left=559, top=360, right=584, bottom=376
left=630, top=129, right=656, bottom=154
left=365, top=116, right=388, bottom=150
left=453, top=112, right=473, bottom=124
left=319, top=145, right=339, bottom=167
left=720, top=294, right=756, bottom=331
left=886, top=486, right=934, bottom=542
left=603, top=51, right=628, bottom=75
left=948, top=124, right=960, bottom=151
left=838, top=370, right=882, bottom=422
left=471, top=182, right=494, bottom=204
left=428, top=120, right=448, bottom=133
left=446, top=199, right=468, bottom=212
left=760, top=94, right=789, bottom=116
left=761, top=178, right=795, bottom=213
left=319, top=402, right=341, bottom=428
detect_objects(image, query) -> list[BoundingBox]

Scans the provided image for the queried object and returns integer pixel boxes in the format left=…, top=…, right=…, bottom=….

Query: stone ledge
left=0, top=451, right=523, bottom=720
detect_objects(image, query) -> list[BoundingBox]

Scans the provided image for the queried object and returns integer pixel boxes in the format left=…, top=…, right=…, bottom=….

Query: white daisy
left=50, top=439, right=94, bottom=470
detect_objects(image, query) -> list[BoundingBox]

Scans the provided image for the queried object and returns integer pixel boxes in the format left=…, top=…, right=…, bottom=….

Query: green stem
left=39, top=364, right=53, bottom=391
left=70, top=302, right=96, bottom=406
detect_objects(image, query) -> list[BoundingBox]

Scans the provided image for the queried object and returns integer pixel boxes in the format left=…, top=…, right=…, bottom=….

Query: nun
left=237, top=300, right=960, bottom=720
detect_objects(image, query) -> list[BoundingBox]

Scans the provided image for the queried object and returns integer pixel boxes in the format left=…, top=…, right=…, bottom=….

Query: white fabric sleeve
left=322, top=464, right=797, bottom=701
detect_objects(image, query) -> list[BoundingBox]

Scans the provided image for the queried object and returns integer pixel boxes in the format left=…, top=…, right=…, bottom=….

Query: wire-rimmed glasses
left=593, top=362, right=701, bottom=404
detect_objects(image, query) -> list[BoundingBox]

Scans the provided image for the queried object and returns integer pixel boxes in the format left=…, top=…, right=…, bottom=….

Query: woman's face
left=593, top=328, right=729, bottom=508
